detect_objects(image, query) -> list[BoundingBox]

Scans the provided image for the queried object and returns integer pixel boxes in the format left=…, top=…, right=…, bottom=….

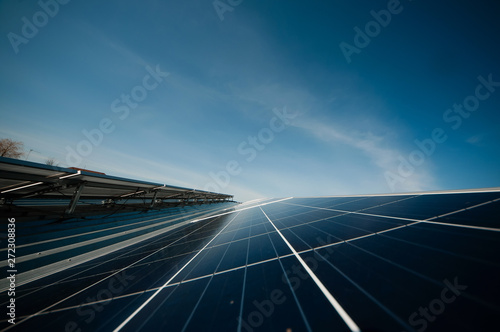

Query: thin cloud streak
left=293, top=119, right=435, bottom=193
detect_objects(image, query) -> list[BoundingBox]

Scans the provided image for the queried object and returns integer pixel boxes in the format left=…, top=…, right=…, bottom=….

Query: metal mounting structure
left=0, top=157, right=234, bottom=218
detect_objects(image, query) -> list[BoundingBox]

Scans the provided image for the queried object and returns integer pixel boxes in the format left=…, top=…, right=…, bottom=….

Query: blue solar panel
left=1, top=190, right=499, bottom=331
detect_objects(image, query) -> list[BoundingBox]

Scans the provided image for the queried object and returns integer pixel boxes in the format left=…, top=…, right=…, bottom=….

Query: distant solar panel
left=0, top=157, right=233, bottom=220
left=1, top=189, right=499, bottom=331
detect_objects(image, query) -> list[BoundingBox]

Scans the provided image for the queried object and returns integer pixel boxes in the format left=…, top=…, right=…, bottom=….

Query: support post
left=65, top=182, right=85, bottom=215
left=150, top=190, right=159, bottom=208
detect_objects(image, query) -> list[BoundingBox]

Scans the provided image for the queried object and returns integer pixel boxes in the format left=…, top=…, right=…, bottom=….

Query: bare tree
left=45, top=158, right=59, bottom=166
left=0, top=138, right=24, bottom=159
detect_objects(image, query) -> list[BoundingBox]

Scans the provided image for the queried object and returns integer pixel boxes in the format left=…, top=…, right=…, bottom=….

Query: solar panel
left=1, top=189, right=499, bottom=331
left=0, top=157, right=233, bottom=220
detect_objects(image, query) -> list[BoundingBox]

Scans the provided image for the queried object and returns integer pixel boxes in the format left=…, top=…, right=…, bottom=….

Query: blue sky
left=1, top=0, right=499, bottom=201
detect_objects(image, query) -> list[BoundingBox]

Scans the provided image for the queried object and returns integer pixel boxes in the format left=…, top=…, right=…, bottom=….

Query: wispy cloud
left=293, top=118, right=436, bottom=193
left=67, top=18, right=151, bottom=70
left=466, top=134, right=484, bottom=146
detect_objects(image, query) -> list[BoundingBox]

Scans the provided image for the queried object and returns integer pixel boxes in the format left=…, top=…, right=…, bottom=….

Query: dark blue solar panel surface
left=1, top=191, right=500, bottom=331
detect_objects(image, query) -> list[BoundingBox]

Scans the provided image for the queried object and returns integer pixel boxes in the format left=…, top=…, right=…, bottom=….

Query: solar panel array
left=0, top=157, right=233, bottom=221
left=1, top=190, right=499, bottom=331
